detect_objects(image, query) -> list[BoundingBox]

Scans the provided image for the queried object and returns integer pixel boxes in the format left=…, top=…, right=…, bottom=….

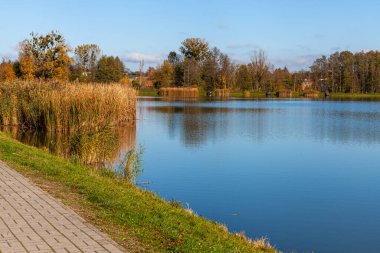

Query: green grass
left=0, top=132, right=277, bottom=253
left=229, top=91, right=268, bottom=98
left=139, top=90, right=159, bottom=96
left=329, top=93, right=380, bottom=99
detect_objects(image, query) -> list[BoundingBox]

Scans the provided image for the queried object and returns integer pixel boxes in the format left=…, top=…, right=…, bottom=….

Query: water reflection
left=145, top=105, right=281, bottom=147
left=1, top=124, right=136, bottom=166
left=142, top=100, right=380, bottom=146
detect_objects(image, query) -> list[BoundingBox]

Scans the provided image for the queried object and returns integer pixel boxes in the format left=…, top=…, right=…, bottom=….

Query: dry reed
left=0, top=80, right=136, bottom=132
left=214, top=88, right=230, bottom=97
left=277, top=89, right=293, bottom=98
left=303, top=90, right=320, bottom=98
left=159, top=87, right=199, bottom=98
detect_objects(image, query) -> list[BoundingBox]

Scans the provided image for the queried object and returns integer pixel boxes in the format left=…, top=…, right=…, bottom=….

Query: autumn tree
left=219, top=53, right=235, bottom=89
left=249, top=50, right=271, bottom=92
left=12, top=61, right=22, bottom=78
left=168, top=51, right=180, bottom=64
left=18, top=31, right=72, bottom=80
left=172, top=62, right=185, bottom=86
left=18, top=41, right=36, bottom=80
left=94, top=56, right=125, bottom=83
left=166, top=52, right=184, bottom=86
left=201, top=47, right=220, bottom=91
left=152, top=60, right=174, bottom=88
left=119, top=75, right=130, bottom=85
left=180, top=38, right=210, bottom=62
left=0, top=61, right=16, bottom=81
left=180, top=38, right=210, bottom=86
left=271, top=67, right=293, bottom=91
left=72, top=44, right=101, bottom=81
left=236, top=65, right=251, bottom=91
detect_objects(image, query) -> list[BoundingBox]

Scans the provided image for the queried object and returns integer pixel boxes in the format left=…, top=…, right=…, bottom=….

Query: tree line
left=149, top=38, right=380, bottom=94
left=1, top=32, right=380, bottom=94
left=310, top=51, right=380, bottom=93
left=148, top=38, right=305, bottom=93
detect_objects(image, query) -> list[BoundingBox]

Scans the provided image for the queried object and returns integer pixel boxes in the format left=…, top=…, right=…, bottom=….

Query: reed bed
left=303, top=90, right=320, bottom=98
left=159, top=87, right=199, bottom=98
left=214, top=88, right=230, bottom=97
left=277, top=89, right=293, bottom=98
left=0, top=80, right=136, bottom=132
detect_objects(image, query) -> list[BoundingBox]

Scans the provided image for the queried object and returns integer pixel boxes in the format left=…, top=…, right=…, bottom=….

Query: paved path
left=0, top=161, right=125, bottom=253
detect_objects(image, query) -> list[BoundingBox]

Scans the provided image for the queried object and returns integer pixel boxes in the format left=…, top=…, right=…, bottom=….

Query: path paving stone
left=0, top=161, right=125, bottom=253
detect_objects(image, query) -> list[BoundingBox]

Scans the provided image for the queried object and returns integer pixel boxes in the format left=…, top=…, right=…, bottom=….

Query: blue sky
left=1, top=0, right=380, bottom=71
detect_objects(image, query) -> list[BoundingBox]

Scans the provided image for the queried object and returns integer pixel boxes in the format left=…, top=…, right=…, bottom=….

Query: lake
left=4, top=97, right=380, bottom=253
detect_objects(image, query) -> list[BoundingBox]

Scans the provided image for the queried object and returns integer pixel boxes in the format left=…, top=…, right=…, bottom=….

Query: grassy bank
left=0, top=81, right=136, bottom=132
left=230, top=91, right=266, bottom=98
left=0, top=132, right=277, bottom=253
left=139, top=90, right=159, bottom=96
left=329, top=92, right=380, bottom=99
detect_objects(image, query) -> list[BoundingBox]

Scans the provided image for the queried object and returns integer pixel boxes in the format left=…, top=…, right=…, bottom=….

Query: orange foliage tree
left=18, top=31, right=73, bottom=80
left=0, top=61, right=16, bottom=81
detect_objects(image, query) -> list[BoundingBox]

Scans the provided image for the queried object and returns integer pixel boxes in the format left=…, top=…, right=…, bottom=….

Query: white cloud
left=271, top=54, right=320, bottom=70
left=123, top=52, right=164, bottom=64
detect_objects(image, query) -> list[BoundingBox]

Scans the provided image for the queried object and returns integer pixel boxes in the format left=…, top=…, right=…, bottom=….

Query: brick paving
left=0, top=160, right=125, bottom=253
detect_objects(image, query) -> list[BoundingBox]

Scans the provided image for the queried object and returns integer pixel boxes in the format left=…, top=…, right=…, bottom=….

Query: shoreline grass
left=139, top=90, right=159, bottom=96
left=159, top=87, right=199, bottom=98
left=0, top=132, right=278, bottom=253
left=329, top=92, right=380, bottom=99
left=0, top=81, right=136, bottom=132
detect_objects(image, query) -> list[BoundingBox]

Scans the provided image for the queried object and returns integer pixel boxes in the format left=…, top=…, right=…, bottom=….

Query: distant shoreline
left=139, top=89, right=380, bottom=100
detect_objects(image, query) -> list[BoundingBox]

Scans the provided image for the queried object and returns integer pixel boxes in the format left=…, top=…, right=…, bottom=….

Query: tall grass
left=277, top=89, right=293, bottom=98
left=214, top=88, right=230, bottom=97
left=0, top=80, right=136, bottom=132
left=303, top=90, right=320, bottom=98
left=159, top=87, right=199, bottom=98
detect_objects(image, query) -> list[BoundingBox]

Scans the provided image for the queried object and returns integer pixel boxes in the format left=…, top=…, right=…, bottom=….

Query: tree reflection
left=144, top=102, right=380, bottom=147
left=1, top=124, right=136, bottom=166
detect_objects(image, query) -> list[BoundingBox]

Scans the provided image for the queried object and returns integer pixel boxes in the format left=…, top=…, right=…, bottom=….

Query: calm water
left=137, top=98, right=380, bottom=253
left=5, top=98, right=380, bottom=253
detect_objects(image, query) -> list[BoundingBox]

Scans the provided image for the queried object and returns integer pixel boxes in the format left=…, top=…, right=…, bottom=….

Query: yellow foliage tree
left=0, top=62, right=16, bottom=81
left=18, top=31, right=73, bottom=80
left=19, top=53, right=36, bottom=80
left=119, top=75, right=130, bottom=85
left=153, top=60, right=174, bottom=88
